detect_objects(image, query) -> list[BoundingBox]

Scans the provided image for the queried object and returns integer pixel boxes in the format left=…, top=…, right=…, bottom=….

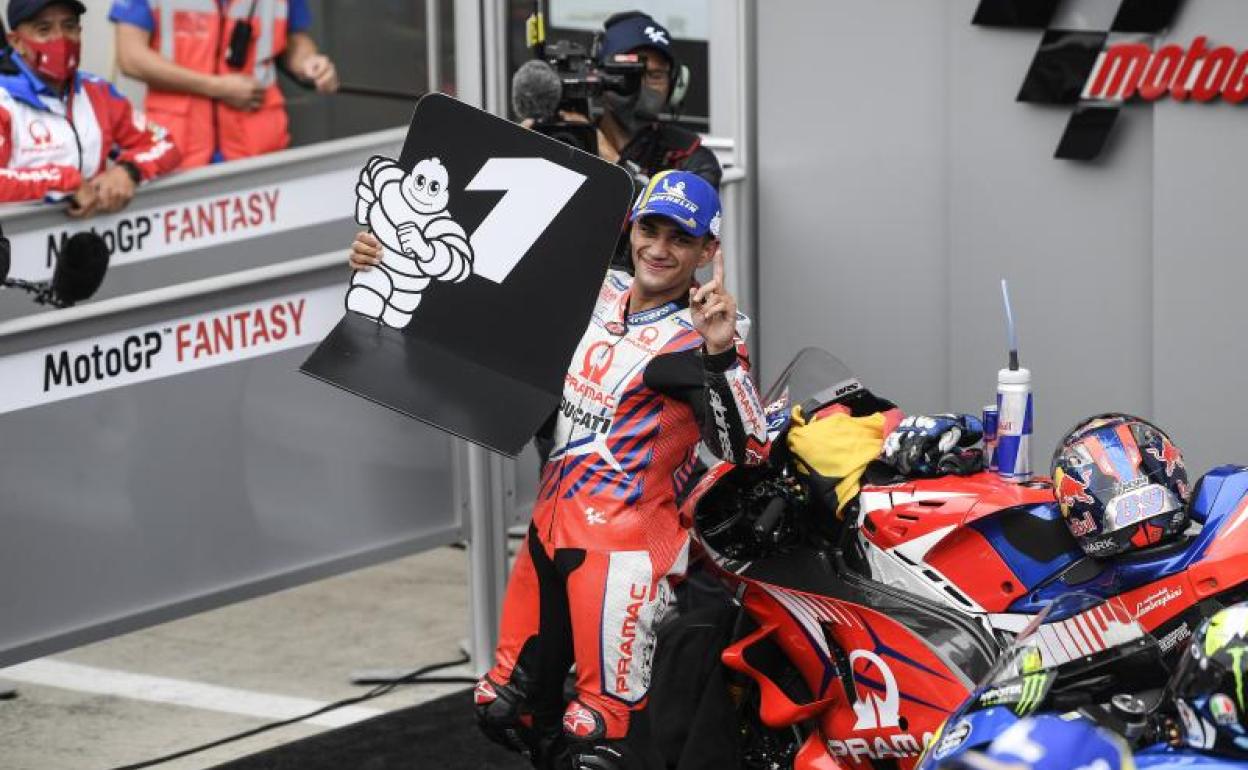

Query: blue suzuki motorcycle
left=916, top=593, right=1248, bottom=769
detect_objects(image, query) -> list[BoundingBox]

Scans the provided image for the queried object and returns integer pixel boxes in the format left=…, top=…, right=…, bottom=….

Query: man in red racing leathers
left=351, top=169, right=767, bottom=769
left=482, top=169, right=766, bottom=770
left=484, top=168, right=772, bottom=770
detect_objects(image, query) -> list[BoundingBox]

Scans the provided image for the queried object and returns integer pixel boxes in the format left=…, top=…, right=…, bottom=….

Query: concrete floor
left=0, top=546, right=476, bottom=770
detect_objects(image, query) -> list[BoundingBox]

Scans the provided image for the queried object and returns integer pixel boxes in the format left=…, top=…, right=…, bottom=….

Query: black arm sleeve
left=643, top=346, right=767, bottom=465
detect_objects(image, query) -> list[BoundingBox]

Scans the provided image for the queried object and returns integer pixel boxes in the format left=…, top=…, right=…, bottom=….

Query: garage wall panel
left=757, top=0, right=1244, bottom=476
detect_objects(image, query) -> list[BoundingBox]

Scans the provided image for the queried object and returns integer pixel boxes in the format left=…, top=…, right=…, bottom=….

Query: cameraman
left=566, top=11, right=721, bottom=190
left=598, top=12, right=719, bottom=188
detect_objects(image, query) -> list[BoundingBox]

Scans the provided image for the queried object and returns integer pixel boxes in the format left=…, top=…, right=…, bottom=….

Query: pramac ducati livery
left=477, top=268, right=769, bottom=760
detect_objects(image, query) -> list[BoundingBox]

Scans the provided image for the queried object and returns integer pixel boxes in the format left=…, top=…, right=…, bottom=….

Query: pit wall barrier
left=0, top=128, right=466, bottom=667
left=0, top=127, right=743, bottom=670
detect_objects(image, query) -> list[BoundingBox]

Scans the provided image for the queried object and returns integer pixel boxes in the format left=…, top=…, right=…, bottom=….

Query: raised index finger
left=712, top=245, right=725, bottom=287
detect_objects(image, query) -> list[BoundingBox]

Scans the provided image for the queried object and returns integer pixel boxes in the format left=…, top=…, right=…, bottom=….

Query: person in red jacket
left=0, top=0, right=180, bottom=214
left=110, top=0, right=339, bottom=170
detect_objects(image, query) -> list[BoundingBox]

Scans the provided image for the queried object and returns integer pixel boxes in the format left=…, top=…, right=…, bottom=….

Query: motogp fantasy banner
left=5, top=169, right=356, bottom=282
left=300, top=93, right=635, bottom=457
left=0, top=285, right=341, bottom=415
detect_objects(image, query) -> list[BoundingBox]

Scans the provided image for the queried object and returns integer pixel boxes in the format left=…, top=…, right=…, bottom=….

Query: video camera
left=510, top=38, right=644, bottom=155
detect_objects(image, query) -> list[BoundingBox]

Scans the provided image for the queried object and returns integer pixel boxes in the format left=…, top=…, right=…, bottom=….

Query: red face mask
left=20, top=35, right=80, bottom=84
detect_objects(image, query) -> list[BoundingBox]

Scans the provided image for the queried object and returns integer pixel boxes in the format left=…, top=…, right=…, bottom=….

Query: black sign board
left=301, top=93, right=634, bottom=456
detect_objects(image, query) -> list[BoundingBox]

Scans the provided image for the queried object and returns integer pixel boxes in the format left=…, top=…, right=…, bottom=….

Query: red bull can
left=982, top=404, right=999, bottom=472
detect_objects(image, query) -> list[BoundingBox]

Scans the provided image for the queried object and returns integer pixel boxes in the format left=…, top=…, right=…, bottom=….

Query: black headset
left=597, top=11, right=690, bottom=110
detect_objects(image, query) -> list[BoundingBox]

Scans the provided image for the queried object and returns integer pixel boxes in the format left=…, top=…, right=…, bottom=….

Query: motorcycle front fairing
left=917, top=592, right=1165, bottom=769
left=1134, top=743, right=1248, bottom=768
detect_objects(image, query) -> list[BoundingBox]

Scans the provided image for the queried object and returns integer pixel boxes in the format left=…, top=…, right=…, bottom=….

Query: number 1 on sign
left=465, top=158, right=588, bottom=284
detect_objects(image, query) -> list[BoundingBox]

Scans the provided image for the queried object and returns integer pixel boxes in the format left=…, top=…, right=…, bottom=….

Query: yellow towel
left=787, top=408, right=890, bottom=518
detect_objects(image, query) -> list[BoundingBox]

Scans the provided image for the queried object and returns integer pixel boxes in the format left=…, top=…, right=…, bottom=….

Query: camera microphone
left=511, top=59, right=562, bottom=122
left=53, top=231, right=110, bottom=305
left=2, top=230, right=109, bottom=308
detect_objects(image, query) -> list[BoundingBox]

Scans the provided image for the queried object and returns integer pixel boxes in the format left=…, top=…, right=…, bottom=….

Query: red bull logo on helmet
left=1054, top=467, right=1095, bottom=510
left=1146, top=437, right=1186, bottom=477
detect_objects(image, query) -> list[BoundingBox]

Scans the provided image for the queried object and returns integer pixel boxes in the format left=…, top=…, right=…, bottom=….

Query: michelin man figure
left=346, top=155, right=474, bottom=328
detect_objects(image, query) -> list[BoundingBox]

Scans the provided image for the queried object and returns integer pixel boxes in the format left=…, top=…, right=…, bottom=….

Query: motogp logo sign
left=972, top=0, right=1239, bottom=159
left=1086, top=37, right=1248, bottom=104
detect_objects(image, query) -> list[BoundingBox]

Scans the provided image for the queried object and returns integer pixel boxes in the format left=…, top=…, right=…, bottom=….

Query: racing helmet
left=1169, top=603, right=1248, bottom=758
left=1050, top=413, right=1189, bottom=559
left=940, top=714, right=1135, bottom=770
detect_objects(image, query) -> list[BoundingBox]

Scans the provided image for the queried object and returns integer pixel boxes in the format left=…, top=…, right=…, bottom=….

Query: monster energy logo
left=1014, top=670, right=1054, bottom=716
left=1231, top=646, right=1248, bottom=711
left=977, top=646, right=1054, bottom=716
left=1014, top=645, right=1050, bottom=716
left=976, top=672, right=1053, bottom=715
left=978, top=681, right=1023, bottom=709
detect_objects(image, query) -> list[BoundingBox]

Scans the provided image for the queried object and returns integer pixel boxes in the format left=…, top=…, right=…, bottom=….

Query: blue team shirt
left=108, top=0, right=312, bottom=36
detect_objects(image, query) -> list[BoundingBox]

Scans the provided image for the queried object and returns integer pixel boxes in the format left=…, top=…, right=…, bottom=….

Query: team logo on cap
left=644, top=26, right=669, bottom=45
left=661, top=178, right=686, bottom=198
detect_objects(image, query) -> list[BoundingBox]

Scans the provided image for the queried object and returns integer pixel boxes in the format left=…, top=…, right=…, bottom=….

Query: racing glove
left=881, top=414, right=985, bottom=478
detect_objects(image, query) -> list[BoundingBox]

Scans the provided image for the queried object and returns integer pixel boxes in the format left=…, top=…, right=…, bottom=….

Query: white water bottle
left=995, top=367, right=1032, bottom=482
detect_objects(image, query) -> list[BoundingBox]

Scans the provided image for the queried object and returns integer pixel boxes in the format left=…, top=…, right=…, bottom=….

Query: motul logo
left=1085, top=37, right=1248, bottom=103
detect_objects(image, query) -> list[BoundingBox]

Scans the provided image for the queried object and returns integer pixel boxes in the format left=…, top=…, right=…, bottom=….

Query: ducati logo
left=849, top=649, right=902, bottom=730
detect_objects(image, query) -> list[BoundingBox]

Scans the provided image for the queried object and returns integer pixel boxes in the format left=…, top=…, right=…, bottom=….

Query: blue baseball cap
left=631, top=170, right=722, bottom=239
left=8, top=0, right=85, bottom=29
left=600, top=11, right=674, bottom=63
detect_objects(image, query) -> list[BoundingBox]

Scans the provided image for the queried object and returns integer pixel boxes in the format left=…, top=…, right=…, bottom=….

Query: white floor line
left=0, top=658, right=471, bottom=729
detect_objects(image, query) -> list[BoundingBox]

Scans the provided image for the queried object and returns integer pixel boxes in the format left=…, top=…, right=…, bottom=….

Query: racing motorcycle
left=679, top=347, right=1248, bottom=769
left=916, top=593, right=1242, bottom=769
